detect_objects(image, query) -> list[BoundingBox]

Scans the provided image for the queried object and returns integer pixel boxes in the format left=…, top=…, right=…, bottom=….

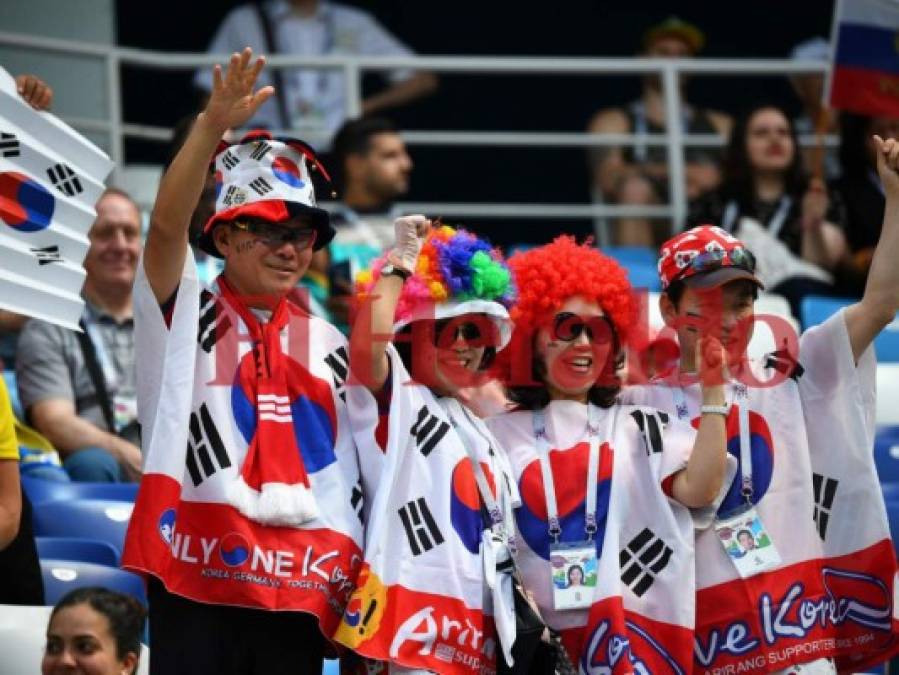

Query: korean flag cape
left=335, top=345, right=517, bottom=674
left=0, top=66, right=112, bottom=330
left=487, top=400, right=707, bottom=674
left=122, top=250, right=364, bottom=637
left=622, top=309, right=899, bottom=673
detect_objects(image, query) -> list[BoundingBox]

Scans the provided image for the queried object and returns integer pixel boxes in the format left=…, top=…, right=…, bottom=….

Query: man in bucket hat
left=621, top=135, right=899, bottom=673
left=122, top=48, right=364, bottom=674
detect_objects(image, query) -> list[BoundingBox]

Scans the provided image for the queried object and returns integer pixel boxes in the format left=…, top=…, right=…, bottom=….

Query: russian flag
left=830, top=0, right=899, bottom=117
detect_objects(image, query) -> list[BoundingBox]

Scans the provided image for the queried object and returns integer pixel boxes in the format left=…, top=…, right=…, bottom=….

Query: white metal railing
left=0, top=30, right=835, bottom=240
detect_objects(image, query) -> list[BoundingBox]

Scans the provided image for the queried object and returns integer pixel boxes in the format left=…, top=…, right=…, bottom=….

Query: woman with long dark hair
left=690, top=104, right=848, bottom=316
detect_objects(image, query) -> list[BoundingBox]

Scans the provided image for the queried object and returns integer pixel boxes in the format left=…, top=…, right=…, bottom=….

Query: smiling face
left=429, top=314, right=490, bottom=397
left=737, top=531, right=756, bottom=550
left=745, top=107, right=795, bottom=175
left=83, top=193, right=141, bottom=294
left=42, top=603, right=137, bottom=675
left=535, top=296, right=618, bottom=403
left=213, top=216, right=315, bottom=304
left=661, top=280, right=756, bottom=371
left=568, top=565, right=585, bottom=586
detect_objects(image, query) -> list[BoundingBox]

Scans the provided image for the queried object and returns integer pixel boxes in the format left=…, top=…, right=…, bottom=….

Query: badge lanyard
left=722, top=195, right=792, bottom=240
left=671, top=384, right=754, bottom=509
left=532, top=404, right=604, bottom=543
left=444, top=400, right=519, bottom=552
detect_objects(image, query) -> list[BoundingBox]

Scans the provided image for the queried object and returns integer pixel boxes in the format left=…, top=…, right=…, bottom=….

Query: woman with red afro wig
left=485, top=236, right=730, bottom=669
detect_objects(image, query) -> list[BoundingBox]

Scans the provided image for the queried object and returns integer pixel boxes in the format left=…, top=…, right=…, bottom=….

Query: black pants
left=148, top=578, right=325, bottom=675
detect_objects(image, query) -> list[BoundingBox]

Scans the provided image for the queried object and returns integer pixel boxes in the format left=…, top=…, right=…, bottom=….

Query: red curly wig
left=507, top=236, right=635, bottom=344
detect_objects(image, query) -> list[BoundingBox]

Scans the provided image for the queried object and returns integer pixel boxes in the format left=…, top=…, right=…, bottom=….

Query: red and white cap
left=658, top=225, right=763, bottom=290
left=198, top=130, right=334, bottom=258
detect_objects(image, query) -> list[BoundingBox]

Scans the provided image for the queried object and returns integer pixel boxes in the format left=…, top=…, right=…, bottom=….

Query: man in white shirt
left=195, top=0, right=437, bottom=143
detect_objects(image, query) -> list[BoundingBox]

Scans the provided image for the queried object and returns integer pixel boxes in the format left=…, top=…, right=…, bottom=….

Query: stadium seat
left=35, top=536, right=120, bottom=567
left=32, top=499, right=132, bottom=558
left=40, top=559, right=146, bottom=607
left=626, top=263, right=662, bottom=292
left=2, top=369, right=22, bottom=420
left=0, top=604, right=150, bottom=675
left=323, top=659, right=340, bottom=675
left=22, top=476, right=138, bottom=506
left=800, top=296, right=899, bottom=362
left=875, top=427, right=899, bottom=484
left=507, top=243, right=535, bottom=257
left=877, top=365, right=899, bottom=426
left=603, top=246, right=656, bottom=269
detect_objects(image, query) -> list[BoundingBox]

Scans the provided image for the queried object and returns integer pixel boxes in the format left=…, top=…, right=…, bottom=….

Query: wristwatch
left=700, top=404, right=730, bottom=417
left=381, top=262, right=411, bottom=281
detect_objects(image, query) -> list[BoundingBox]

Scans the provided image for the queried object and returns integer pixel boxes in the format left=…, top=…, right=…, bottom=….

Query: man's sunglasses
left=673, top=247, right=756, bottom=283
left=230, top=219, right=317, bottom=249
left=552, top=312, right=617, bottom=346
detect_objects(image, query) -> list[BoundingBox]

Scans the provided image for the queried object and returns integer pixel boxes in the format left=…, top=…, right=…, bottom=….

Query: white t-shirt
left=195, top=0, right=415, bottom=140
left=622, top=309, right=898, bottom=673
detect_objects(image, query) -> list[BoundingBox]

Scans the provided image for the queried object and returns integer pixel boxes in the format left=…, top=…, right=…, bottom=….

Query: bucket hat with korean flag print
left=198, top=130, right=335, bottom=257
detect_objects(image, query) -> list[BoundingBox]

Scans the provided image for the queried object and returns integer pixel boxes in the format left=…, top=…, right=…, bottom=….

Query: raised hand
left=874, top=134, right=899, bottom=199
left=696, top=335, right=728, bottom=389
left=391, top=214, right=431, bottom=272
left=801, top=177, right=829, bottom=231
left=15, top=74, right=53, bottom=110
left=203, top=47, right=274, bottom=132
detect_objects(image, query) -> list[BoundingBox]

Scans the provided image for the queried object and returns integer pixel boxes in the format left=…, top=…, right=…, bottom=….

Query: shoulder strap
left=252, top=3, right=291, bottom=130
left=76, top=319, right=116, bottom=433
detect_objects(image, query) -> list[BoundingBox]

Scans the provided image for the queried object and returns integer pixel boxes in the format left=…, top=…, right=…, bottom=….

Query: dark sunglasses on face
left=231, top=219, right=317, bottom=249
left=673, top=247, right=756, bottom=283
left=433, top=318, right=483, bottom=346
left=552, top=312, right=617, bottom=346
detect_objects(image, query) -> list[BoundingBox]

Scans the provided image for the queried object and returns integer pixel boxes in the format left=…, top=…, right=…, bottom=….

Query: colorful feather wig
left=355, top=225, right=516, bottom=328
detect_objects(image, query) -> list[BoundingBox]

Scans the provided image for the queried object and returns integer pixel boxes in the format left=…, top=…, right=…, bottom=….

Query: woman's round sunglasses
left=552, top=312, right=617, bottom=347
left=433, top=318, right=484, bottom=346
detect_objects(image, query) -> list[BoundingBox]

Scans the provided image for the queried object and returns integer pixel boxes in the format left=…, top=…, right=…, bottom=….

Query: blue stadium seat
left=2, top=369, right=22, bottom=420
left=876, top=427, right=899, bottom=484
left=35, top=536, right=120, bottom=567
left=32, top=499, right=132, bottom=559
left=22, top=476, right=138, bottom=506
left=322, top=659, right=340, bottom=675
left=603, top=246, right=656, bottom=269
left=625, top=263, right=662, bottom=292
left=507, top=243, right=535, bottom=257
left=800, top=296, right=899, bottom=362
left=40, top=559, right=146, bottom=607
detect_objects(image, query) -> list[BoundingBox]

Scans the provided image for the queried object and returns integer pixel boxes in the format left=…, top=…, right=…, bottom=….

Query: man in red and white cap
left=122, top=49, right=364, bottom=674
left=622, top=136, right=899, bottom=673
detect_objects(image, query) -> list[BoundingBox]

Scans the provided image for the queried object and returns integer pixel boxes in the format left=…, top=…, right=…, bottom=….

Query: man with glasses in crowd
left=122, top=49, right=364, bottom=674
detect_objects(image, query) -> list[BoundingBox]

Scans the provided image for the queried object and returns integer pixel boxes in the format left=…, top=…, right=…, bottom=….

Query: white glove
left=390, top=214, right=429, bottom=273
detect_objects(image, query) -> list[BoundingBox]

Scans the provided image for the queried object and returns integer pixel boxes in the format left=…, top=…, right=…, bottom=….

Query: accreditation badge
left=715, top=506, right=781, bottom=578
left=549, top=541, right=598, bottom=610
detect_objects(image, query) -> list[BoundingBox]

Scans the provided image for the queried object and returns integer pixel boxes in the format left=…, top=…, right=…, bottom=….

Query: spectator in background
left=789, top=37, right=841, bottom=180
left=588, top=17, right=732, bottom=247
left=0, top=376, right=43, bottom=605
left=309, top=116, right=412, bottom=327
left=689, top=104, right=847, bottom=317
left=16, top=189, right=142, bottom=483
left=0, top=74, right=54, bottom=367
left=194, top=0, right=437, bottom=144
left=42, top=587, right=145, bottom=675
left=832, top=114, right=899, bottom=297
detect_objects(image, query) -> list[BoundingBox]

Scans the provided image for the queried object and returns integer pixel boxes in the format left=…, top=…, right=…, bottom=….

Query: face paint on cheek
left=235, top=239, right=259, bottom=254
